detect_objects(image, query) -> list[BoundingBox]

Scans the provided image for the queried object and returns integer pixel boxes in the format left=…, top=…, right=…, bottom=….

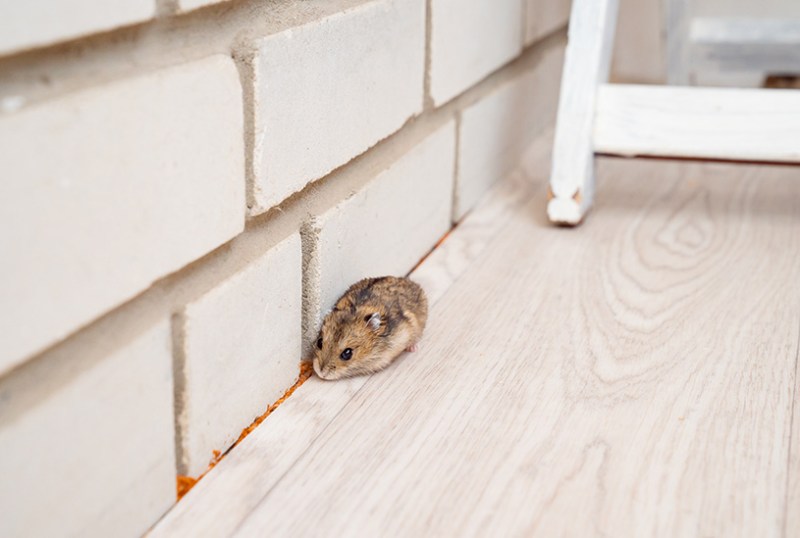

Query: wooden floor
left=151, top=136, right=800, bottom=537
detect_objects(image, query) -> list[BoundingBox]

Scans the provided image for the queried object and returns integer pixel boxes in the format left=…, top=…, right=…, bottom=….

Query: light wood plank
left=233, top=158, right=800, bottom=537
left=548, top=0, right=619, bottom=224
left=595, top=84, right=800, bottom=162
left=148, top=137, right=545, bottom=538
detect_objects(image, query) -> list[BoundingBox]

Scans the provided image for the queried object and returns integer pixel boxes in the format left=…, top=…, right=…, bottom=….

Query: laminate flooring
left=151, top=136, right=800, bottom=537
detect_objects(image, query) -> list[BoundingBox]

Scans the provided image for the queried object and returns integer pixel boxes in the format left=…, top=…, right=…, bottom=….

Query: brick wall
left=0, top=0, right=568, bottom=534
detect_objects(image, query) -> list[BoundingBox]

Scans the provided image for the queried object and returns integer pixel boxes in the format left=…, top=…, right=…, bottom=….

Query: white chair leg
left=548, top=0, right=620, bottom=225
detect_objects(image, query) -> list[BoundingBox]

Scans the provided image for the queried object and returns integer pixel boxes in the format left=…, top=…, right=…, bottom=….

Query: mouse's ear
left=364, top=312, right=381, bottom=331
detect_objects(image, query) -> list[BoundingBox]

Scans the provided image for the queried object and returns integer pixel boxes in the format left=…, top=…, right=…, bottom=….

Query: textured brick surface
left=0, top=321, right=175, bottom=538
left=0, top=55, right=245, bottom=374
left=455, top=43, right=564, bottom=220
left=177, top=233, right=302, bottom=476
left=429, top=0, right=523, bottom=106
left=314, top=122, right=455, bottom=320
left=250, top=0, right=425, bottom=213
left=0, top=0, right=154, bottom=55
left=525, top=0, right=571, bottom=44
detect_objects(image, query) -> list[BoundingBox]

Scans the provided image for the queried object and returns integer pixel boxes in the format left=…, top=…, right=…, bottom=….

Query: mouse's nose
left=312, top=358, right=326, bottom=379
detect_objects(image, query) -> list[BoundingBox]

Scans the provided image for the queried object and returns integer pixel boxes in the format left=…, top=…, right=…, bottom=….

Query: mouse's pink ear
left=365, top=312, right=381, bottom=331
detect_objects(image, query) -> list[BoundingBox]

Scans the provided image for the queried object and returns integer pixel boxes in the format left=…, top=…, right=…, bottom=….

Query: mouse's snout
left=313, top=357, right=334, bottom=380
left=312, top=357, right=324, bottom=378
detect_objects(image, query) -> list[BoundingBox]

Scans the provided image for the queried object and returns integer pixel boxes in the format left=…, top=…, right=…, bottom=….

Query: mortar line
left=451, top=111, right=462, bottom=224
left=170, top=311, right=190, bottom=477
left=422, top=0, right=434, bottom=111
left=300, top=219, right=322, bottom=357
left=232, top=47, right=260, bottom=214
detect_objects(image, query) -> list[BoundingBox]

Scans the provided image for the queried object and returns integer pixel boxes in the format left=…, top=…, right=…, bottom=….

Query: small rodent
left=312, top=276, right=428, bottom=380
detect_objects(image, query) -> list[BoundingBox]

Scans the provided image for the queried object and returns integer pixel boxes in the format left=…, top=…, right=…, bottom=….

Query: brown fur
left=312, top=276, right=428, bottom=380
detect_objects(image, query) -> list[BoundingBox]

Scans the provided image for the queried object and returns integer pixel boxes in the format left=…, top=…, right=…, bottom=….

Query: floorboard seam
left=228, top=378, right=374, bottom=535
left=782, top=315, right=800, bottom=538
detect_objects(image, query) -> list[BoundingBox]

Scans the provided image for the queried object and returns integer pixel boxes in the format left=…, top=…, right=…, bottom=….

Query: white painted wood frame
left=595, top=84, right=800, bottom=163
left=547, top=0, right=620, bottom=225
left=549, top=0, right=800, bottom=224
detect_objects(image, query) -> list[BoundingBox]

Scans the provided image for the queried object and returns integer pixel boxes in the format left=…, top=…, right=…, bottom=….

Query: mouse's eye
left=340, top=348, right=353, bottom=361
left=316, top=338, right=323, bottom=350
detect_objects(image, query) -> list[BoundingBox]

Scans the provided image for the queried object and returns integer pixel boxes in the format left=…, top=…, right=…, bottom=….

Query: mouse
left=312, top=276, right=428, bottom=380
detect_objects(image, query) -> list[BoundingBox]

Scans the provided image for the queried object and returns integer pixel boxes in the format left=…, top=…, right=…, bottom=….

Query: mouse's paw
left=405, top=343, right=418, bottom=353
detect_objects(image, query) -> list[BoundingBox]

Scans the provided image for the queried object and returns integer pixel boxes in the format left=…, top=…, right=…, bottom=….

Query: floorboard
left=151, top=142, right=800, bottom=538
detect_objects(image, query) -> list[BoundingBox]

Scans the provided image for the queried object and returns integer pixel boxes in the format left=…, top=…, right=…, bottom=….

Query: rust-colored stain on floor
left=409, top=225, right=456, bottom=274
left=176, top=361, right=314, bottom=500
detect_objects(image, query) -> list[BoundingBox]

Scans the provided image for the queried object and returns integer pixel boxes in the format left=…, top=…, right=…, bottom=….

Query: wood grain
left=231, top=158, right=800, bottom=537
left=595, top=84, right=800, bottom=163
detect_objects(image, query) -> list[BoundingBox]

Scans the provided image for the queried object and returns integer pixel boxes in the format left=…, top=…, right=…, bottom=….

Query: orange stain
left=409, top=226, right=455, bottom=274
left=175, top=361, right=315, bottom=500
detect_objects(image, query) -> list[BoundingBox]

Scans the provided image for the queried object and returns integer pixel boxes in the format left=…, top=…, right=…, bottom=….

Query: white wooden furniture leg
left=547, top=0, right=620, bottom=225
left=549, top=1, right=800, bottom=225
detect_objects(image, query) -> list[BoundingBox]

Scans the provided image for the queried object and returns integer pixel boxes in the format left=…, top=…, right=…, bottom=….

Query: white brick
left=177, top=0, right=229, bottom=12
left=525, top=0, right=572, bottom=44
left=0, top=55, right=245, bottom=374
left=0, top=0, right=154, bottom=55
left=315, top=122, right=455, bottom=316
left=0, top=321, right=175, bottom=538
left=455, top=44, right=564, bottom=220
left=250, top=0, right=425, bottom=213
left=429, top=0, right=523, bottom=106
left=178, top=233, right=302, bottom=476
